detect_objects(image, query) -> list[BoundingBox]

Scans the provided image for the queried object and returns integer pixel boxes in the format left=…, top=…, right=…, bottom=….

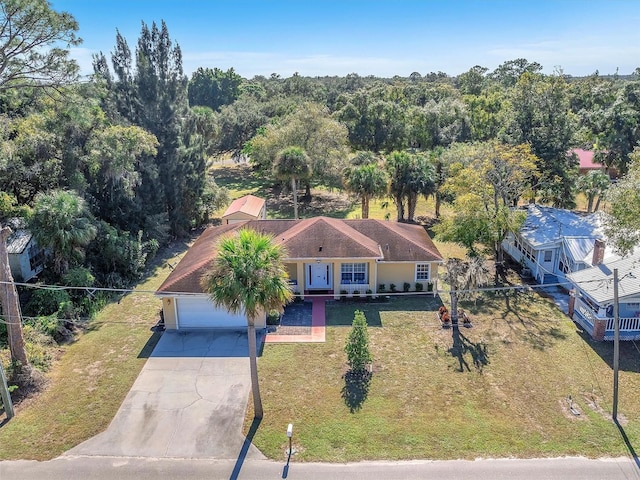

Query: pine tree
left=94, top=21, right=208, bottom=239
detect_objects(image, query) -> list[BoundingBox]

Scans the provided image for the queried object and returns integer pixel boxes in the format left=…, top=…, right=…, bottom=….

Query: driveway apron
left=66, top=330, right=265, bottom=459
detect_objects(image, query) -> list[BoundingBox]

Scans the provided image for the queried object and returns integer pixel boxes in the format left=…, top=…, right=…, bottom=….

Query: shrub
left=266, top=310, right=281, bottom=325
left=352, top=289, right=360, bottom=297
left=24, top=288, right=72, bottom=317
left=403, top=282, right=411, bottom=292
left=340, top=289, right=348, bottom=301
left=415, top=282, right=424, bottom=292
left=390, top=283, right=397, bottom=293
left=427, top=282, right=434, bottom=292
left=378, top=284, right=386, bottom=293
left=345, top=310, right=372, bottom=372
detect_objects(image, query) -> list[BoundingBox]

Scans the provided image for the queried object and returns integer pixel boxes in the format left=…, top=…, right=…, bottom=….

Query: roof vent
left=385, top=243, right=389, bottom=251
left=319, top=245, right=323, bottom=252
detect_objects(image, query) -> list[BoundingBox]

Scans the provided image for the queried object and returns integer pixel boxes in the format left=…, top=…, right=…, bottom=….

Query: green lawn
left=247, top=294, right=640, bottom=461
left=0, top=243, right=190, bottom=461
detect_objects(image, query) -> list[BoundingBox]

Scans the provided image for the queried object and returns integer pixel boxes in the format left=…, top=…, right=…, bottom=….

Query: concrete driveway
left=66, top=330, right=265, bottom=460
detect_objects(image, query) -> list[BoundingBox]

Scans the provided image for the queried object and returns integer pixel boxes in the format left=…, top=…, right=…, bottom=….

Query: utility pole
left=613, top=268, right=620, bottom=422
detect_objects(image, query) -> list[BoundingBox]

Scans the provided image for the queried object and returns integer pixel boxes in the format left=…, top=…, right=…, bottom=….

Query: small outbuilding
left=7, top=229, right=45, bottom=282
left=221, top=194, right=266, bottom=224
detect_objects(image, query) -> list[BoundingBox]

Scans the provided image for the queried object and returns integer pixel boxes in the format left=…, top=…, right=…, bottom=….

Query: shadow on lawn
left=576, top=329, right=640, bottom=373
left=458, top=288, right=568, bottom=351
left=448, top=327, right=490, bottom=373
left=615, top=419, right=640, bottom=470
left=342, top=369, right=373, bottom=413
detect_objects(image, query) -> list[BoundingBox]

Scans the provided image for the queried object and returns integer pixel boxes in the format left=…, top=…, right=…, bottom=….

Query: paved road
left=1, top=455, right=639, bottom=480
left=66, top=330, right=264, bottom=459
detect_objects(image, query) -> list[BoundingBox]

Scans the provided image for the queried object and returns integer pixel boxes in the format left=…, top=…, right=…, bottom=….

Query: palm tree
left=201, top=228, right=293, bottom=418
left=442, top=257, right=490, bottom=324
left=343, top=162, right=388, bottom=219
left=28, top=190, right=97, bottom=275
left=273, top=146, right=311, bottom=219
left=576, top=171, right=610, bottom=213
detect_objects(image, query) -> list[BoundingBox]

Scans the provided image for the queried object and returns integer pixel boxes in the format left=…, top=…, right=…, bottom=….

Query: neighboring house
left=569, top=148, right=618, bottom=179
left=567, top=249, right=640, bottom=341
left=221, top=194, right=266, bottom=224
left=502, top=205, right=612, bottom=285
left=7, top=229, right=46, bottom=282
left=157, top=217, right=442, bottom=330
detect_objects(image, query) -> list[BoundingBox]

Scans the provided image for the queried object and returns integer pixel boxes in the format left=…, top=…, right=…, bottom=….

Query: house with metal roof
left=156, top=217, right=442, bottom=330
left=502, top=205, right=612, bottom=285
left=7, top=229, right=45, bottom=282
left=221, top=194, right=266, bottom=224
left=566, top=249, right=640, bottom=341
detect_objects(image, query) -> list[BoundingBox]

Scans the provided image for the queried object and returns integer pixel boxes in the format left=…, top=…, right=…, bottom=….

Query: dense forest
left=1, top=3, right=640, bottom=371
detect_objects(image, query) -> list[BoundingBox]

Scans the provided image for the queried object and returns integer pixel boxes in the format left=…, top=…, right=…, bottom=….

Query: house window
left=341, top=263, right=367, bottom=284
left=28, top=243, right=45, bottom=271
left=544, top=250, right=552, bottom=263
left=415, top=263, right=430, bottom=281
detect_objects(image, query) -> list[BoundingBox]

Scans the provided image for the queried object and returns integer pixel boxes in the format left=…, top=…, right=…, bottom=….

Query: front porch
left=572, top=297, right=640, bottom=341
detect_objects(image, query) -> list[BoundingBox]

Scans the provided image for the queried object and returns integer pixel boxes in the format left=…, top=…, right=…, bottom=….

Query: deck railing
left=574, top=298, right=640, bottom=338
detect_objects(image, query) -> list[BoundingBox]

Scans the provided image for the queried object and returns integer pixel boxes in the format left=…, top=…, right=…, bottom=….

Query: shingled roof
left=157, top=217, right=442, bottom=294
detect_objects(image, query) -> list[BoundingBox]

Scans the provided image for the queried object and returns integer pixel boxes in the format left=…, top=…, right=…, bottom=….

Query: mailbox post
left=286, top=423, right=295, bottom=456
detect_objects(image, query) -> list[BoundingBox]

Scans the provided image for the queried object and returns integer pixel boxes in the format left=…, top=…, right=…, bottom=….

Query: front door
left=306, top=263, right=331, bottom=289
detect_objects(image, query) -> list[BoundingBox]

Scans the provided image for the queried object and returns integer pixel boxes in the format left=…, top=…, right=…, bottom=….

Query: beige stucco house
left=221, top=194, right=266, bottom=224
left=156, top=217, right=442, bottom=330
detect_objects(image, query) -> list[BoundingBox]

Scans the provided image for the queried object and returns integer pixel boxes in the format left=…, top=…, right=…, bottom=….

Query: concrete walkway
left=265, top=297, right=326, bottom=343
left=66, top=330, right=265, bottom=460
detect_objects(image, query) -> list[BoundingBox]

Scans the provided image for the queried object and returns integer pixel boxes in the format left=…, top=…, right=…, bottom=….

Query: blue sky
left=51, top=0, right=640, bottom=79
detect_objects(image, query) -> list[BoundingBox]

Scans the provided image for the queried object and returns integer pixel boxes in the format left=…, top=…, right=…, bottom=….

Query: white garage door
left=176, top=297, right=247, bottom=329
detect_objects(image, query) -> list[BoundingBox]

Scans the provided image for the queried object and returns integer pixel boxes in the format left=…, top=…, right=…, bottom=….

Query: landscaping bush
left=415, top=282, right=424, bottom=292
left=403, top=282, right=411, bottom=292
left=266, top=310, right=281, bottom=325
left=340, top=289, right=348, bottom=301
left=390, top=283, right=397, bottom=293
left=24, top=288, right=73, bottom=317
left=345, top=310, right=372, bottom=372
left=378, top=284, right=386, bottom=293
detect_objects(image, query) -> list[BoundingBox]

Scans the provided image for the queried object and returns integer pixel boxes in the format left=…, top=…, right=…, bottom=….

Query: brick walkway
left=265, top=297, right=326, bottom=343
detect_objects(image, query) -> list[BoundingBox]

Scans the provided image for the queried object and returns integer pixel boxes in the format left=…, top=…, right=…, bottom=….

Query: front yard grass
left=248, top=294, right=640, bottom=461
left=0, top=243, right=190, bottom=461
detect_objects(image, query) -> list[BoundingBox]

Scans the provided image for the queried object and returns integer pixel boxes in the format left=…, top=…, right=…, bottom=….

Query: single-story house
left=7, top=229, right=45, bottom=282
left=221, top=194, right=266, bottom=224
left=567, top=249, right=640, bottom=341
left=156, top=217, right=443, bottom=330
left=502, top=205, right=614, bottom=285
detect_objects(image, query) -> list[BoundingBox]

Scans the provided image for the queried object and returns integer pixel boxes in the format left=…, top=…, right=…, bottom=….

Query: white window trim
left=340, top=262, right=368, bottom=284
left=415, top=263, right=431, bottom=282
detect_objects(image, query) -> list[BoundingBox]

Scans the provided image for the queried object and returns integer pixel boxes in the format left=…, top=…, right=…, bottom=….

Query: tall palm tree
left=343, top=163, right=388, bottom=219
left=28, top=190, right=97, bottom=275
left=201, top=228, right=293, bottom=418
left=273, top=146, right=311, bottom=219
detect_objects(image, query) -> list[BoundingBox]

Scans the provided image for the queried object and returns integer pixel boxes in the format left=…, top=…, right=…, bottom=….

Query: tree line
left=1, top=1, right=639, bottom=369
